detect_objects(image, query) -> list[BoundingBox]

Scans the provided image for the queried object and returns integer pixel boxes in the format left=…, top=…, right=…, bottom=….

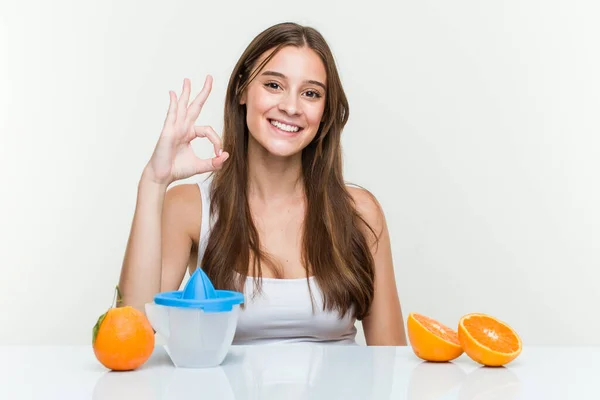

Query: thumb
left=195, top=152, right=229, bottom=174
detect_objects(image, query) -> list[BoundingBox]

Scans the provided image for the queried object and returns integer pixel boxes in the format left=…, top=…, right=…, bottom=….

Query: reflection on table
left=92, top=344, right=525, bottom=400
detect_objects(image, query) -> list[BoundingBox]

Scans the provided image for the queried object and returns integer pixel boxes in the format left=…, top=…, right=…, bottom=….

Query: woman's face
left=241, top=45, right=327, bottom=158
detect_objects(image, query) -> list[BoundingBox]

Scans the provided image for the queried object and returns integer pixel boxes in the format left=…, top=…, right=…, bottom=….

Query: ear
left=239, top=91, right=247, bottom=105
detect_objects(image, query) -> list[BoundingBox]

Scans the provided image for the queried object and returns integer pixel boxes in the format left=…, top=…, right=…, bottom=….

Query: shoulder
left=165, top=182, right=202, bottom=207
left=346, top=185, right=385, bottom=223
left=346, top=185, right=386, bottom=236
left=164, top=183, right=202, bottom=240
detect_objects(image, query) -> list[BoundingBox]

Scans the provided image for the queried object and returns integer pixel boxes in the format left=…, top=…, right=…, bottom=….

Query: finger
left=164, top=91, right=178, bottom=125
left=186, top=75, right=213, bottom=125
left=177, top=78, right=191, bottom=122
left=195, top=152, right=229, bottom=175
left=193, top=125, right=223, bottom=155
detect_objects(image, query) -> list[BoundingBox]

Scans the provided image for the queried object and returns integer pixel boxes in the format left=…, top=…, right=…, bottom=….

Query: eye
left=264, top=82, right=281, bottom=90
left=304, top=90, right=322, bottom=99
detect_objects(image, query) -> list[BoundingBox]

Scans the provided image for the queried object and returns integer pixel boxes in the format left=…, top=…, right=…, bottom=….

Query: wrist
left=139, top=167, right=170, bottom=192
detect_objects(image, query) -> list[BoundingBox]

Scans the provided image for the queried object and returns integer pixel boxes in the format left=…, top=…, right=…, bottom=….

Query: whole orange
left=92, top=288, right=155, bottom=371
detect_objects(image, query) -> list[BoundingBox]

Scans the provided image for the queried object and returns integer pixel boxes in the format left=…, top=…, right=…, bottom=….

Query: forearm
left=118, top=170, right=168, bottom=311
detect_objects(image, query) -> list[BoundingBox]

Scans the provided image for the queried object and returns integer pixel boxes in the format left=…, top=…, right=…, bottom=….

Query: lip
left=267, top=118, right=304, bottom=137
left=268, top=118, right=304, bottom=129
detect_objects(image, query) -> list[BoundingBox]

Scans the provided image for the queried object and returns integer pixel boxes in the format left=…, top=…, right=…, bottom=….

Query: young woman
left=118, top=22, right=406, bottom=346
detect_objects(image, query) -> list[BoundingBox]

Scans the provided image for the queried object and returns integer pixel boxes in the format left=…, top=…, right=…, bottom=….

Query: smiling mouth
left=268, top=119, right=304, bottom=134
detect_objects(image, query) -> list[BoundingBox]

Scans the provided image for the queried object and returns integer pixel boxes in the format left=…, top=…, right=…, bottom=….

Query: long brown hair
left=201, top=22, right=378, bottom=320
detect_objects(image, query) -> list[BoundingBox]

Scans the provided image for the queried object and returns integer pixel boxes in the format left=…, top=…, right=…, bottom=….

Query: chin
left=261, top=140, right=305, bottom=158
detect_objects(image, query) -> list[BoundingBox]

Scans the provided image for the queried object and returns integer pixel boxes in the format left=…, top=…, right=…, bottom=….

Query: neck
left=247, top=137, right=304, bottom=203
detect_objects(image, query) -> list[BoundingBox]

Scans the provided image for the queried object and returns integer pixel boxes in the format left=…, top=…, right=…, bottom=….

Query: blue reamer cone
left=154, top=268, right=244, bottom=312
left=182, top=268, right=217, bottom=300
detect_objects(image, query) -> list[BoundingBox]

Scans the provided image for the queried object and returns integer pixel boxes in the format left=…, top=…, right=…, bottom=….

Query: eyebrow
left=261, top=71, right=326, bottom=91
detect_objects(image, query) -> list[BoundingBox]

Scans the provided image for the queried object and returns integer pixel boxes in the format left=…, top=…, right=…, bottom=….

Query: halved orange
left=458, top=313, right=522, bottom=367
left=407, top=312, right=463, bottom=362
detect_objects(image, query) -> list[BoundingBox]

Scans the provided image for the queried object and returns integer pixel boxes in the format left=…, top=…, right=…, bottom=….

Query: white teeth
left=270, top=119, right=300, bottom=133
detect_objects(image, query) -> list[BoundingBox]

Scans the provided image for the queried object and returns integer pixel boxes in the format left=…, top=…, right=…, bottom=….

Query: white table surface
left=1, top=344, right=598, bottom=399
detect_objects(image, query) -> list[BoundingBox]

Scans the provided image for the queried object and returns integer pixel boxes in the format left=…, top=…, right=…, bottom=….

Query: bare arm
left=117, top=76, right=228, bottom=311
left=349, top=187, right=407, bottom=346
left=118, top=175, right=168, bottom=311
left=118, top=178, right=201, bottom=311
left=160, top=184, right=202, bottom=292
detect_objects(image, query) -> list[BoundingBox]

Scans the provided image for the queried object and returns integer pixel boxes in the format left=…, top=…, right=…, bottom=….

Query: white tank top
left=196, top=177, right=358, bottom=345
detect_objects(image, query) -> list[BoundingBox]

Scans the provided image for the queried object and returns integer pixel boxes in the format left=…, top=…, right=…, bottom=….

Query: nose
left=278, top=92, right=301, bottom=116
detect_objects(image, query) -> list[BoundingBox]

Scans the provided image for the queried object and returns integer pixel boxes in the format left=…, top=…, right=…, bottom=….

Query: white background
left=1, top=0, right=598, bottom=346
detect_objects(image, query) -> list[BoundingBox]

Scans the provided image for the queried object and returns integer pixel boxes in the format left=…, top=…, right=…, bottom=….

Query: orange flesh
left=413, top=313, right=460, bottom=345
left=463, top=316, right=520, bottom=353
